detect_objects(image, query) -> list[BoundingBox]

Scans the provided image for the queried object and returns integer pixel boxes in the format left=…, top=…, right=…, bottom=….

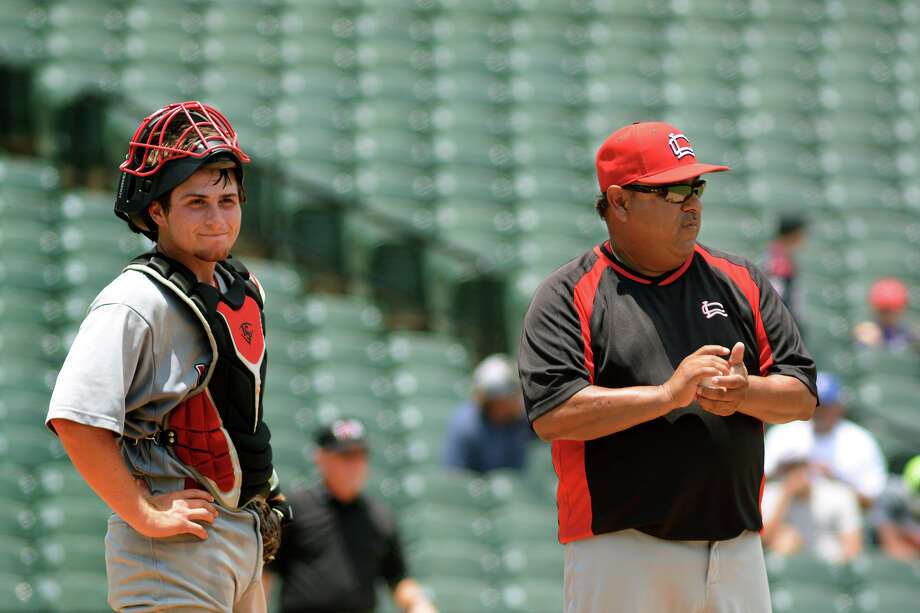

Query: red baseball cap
left=596, top=121, right=730, bottom=193
left=869, top=277, right=909, bottom=311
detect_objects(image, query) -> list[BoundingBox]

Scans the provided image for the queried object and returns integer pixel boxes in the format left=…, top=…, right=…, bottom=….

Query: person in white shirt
left=761, top=453, right=863, bottom=563
left=764, top=371, right=886, bottom=509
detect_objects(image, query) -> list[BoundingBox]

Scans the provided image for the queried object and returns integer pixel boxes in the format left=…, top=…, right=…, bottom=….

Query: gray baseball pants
left=564, top=528, right=772, bottom=613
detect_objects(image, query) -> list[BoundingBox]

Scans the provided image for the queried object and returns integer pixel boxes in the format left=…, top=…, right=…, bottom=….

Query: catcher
left=46, top=101, right=290, bottom=612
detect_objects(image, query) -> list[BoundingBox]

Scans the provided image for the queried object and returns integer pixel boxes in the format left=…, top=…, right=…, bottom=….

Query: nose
left=681, top=195, right=702, bottom=214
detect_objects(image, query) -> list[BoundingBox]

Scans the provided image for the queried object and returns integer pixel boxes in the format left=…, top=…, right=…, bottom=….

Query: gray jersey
left=47, top=267, right=222, bottom=486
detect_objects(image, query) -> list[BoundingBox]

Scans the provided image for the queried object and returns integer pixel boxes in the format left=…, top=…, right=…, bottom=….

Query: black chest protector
left=125, top=253, right=273, bottom=509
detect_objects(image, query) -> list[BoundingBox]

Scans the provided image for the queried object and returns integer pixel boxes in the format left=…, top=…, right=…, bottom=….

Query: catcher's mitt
left=252, top=498, right=292, bottom=564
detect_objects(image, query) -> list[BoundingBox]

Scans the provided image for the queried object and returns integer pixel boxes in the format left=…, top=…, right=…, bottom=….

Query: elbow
left=532, top=415, right=560, bottom=441
left=797, top=393, right=818, bottom=421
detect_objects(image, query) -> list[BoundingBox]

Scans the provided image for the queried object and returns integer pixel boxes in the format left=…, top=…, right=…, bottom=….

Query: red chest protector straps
left=125, top=253, right=274, bottom=509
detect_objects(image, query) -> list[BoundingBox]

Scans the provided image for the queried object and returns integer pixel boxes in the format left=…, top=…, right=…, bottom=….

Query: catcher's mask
left=114, top=101, right=250, bottom=241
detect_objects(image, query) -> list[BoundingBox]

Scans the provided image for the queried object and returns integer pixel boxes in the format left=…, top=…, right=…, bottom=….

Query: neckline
left=597, top=241, right=695, bottom=286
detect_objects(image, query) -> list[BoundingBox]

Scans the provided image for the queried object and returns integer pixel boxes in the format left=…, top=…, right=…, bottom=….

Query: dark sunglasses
left=621, top=180, right=706, bottom=204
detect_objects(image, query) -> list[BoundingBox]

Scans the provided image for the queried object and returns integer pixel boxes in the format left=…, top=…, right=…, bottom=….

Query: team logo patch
left=239, top=322, right=253, bottom=345
left=668, top=132, right=695, bottom=159
left=701, top=300, right=728, bottom=319
left=333, top=419, right=365, bottom=441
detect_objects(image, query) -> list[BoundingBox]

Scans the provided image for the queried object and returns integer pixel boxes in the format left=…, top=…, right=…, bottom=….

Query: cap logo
left=332, top=419, right=364, bottom=440
left=668, top=133, right=695, bottom=160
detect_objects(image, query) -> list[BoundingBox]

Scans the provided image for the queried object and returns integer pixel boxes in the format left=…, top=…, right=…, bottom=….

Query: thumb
left=728, top=342, right=745, bottom=366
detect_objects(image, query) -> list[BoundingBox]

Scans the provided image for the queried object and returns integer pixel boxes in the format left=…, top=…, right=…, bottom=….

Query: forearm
left=533, top=384, right=673, bottom=441
left=737, top=374, right=815, bottom=424
left=50, top=418, right=153, bottom=529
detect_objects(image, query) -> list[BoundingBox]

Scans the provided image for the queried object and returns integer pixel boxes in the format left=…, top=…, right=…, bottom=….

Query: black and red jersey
left=518, top=240, right=817, bottom=544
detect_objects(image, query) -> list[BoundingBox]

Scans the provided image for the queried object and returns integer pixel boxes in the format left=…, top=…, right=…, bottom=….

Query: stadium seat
left=0, top=500, right=37, bottom=540
left=765, top=553, right=853, bottom=590
left=400, top=502, right=492, bottom=546
left=854, top=584, right=920, bottom=612
left=39, top=535, right=106, bottom=575
left=501, top=577, right=564, bottom=613
left=500, top=541, right=564, bottom=581
left=36, top=496, right=110, bottom=538
left=849, top=551, right=920, bottom=588
left=406, top=540, right=500, bottom=582
left=34, top=571, right=110, bottom=613
left=491, top=501, right=558, bottom=545
left=0, top=572, right=41, bottom=612
left=770, top=583, right=854, bottom=613
left=419, top=577, right=503, bottom=613
left=0, top=426, right=66, bottom=466
left=0, top=536, right=39, bottom=576
left=400, top=465, right=493, bottom=510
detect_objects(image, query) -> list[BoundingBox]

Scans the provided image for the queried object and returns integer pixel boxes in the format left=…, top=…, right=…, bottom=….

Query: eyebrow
left=178, top=192, right=239, bottom=199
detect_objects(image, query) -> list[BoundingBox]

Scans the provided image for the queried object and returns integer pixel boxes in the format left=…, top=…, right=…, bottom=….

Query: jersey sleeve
left=751, top=263, right=817, bottom=398
left=518, top=272, right=592, bottom=425
left=46, top=303, right=154, bottom=435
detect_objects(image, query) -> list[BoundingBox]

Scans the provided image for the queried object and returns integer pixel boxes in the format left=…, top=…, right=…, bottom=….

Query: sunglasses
left=621, top=180, right=706, bottom=204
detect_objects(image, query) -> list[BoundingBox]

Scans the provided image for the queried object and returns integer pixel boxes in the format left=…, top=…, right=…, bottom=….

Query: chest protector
left=125, top=253, right=273, bottom=509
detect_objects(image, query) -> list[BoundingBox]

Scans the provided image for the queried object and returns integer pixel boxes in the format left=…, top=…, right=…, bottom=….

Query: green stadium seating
left=419, top=577, right=503, bottom=613
left=34, top=570, right=110, bottom=613
left=500, top=541, right=564, bottom=581
left=0, top=572, right=41, bottom=612
left=407, top=540, right=500, bottom=582
left=849, top=552, right=920, bottom=588
left=400, top=502, right=492, bottom=546
left=0, top=426, right=65, bottom=466
left=400, top=465, right=493, bottom=510
left=0, top=536, right=39, bottom=576
left=501, top=577, right=564, bottom=613
left=36, top=496, right=110, bottom=538
left=765, top=553, right=853, bottom=590
left=491, top=501, right=558, bottom=545
left=854, top=584, right=920, bottom=613
left=39, top=535, right=106, bottom=575
left=771, top=583, right=854, bottom=613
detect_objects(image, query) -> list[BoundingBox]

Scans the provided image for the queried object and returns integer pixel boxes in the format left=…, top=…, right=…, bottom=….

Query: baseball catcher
left=47, top=101, right=291, bottom=611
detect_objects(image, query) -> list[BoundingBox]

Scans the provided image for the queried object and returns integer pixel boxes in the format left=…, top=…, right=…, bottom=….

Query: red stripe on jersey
left=694, top=245, right=775, bottom=375
left=597, top=242, right=649, bottom=285
left=554, top=251, right=611, bottom=543
left=553, top=440, right=595, bottom=543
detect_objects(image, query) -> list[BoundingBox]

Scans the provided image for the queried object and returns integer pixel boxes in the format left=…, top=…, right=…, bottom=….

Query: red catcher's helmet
left=869, top=277, right=909, bottom=311
left=114, top=101, right=250, bottom=240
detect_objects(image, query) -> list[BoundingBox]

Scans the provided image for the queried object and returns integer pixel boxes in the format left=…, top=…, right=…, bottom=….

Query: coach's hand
left=661, top=345, right=731, bottom=409
left=134, top=481, right=218, bottom=540
left=695, top=341, right=748, bottom=416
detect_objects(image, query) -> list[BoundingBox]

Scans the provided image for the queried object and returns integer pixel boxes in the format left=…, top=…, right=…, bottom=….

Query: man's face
left=149, top=167, right=241, bottom=266
left=616, top=179, right=703, bottom=260
left=484, top=394, right=524, bottom=425
left=317, top=447, right=369, bottom=503
left=812, top=401, right=844, bottom=434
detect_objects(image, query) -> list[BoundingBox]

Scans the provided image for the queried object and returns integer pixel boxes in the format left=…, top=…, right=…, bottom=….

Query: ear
left=148, top=200, right=167, bottom=228
left=605, top=186, right=630, bottom=223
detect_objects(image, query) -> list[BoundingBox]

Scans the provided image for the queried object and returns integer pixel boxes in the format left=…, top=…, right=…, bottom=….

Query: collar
left=597, top=241, right=694, bottom=286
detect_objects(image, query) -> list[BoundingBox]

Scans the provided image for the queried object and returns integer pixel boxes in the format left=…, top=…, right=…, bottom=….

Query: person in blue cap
left=764, top=371, right=887, bottom=509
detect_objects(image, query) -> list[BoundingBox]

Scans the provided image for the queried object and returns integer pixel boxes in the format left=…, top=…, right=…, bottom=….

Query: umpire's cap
left=315, top=418, right=368, bottom=452
left=596, top=121, right=729, bottom=192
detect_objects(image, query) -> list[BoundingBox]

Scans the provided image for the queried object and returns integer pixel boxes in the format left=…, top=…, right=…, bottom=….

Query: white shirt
left=762, top=476, right=862, bottom=563
left=763, top=419, right=887, bottom=501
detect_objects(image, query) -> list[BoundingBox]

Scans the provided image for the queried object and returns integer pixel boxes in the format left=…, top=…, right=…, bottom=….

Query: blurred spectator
left=764, top=372, right=886, bottom=509
left=264, top=418, right=437, bottom=613
left=761, top=212, right=808, bottom=324
left=444, top=354, right=534, bottom=473
left=852, top=277, right=919, bottom=354
left=761, top=454, right=863, bottom=564
left=870, top=455, right=920, bottom=562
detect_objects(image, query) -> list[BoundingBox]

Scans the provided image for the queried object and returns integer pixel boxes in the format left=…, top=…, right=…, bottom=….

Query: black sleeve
left=750, top=263, right=818, bottom=399
left=517, top=270, right=593, bottom=425
left=378, top=505, right=408, bottom=589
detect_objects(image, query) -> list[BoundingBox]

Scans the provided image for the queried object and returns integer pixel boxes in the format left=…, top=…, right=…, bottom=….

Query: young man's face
left=149, top=166, right=241, bottom=266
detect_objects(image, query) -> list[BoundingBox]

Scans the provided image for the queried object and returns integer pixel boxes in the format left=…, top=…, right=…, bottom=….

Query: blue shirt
left=443, top=400, right=533, bottom=473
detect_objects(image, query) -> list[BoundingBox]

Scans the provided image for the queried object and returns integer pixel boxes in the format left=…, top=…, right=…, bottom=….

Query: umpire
left=264, top=418, right=437, bottom=613
left=518, top=121, right=818, bottom=613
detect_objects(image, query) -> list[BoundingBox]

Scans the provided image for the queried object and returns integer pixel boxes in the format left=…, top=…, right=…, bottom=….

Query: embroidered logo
left=668, top=132, right=695, bottom=159
left=333, top=419, right=365, bottom=441
left=701, top=300, right=728, bottom=319
left=239, top=322, right=254, bottom=345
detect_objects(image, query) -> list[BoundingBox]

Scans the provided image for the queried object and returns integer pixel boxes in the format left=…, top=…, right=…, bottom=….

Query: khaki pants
left=564, top=529, right=771, bottom=613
